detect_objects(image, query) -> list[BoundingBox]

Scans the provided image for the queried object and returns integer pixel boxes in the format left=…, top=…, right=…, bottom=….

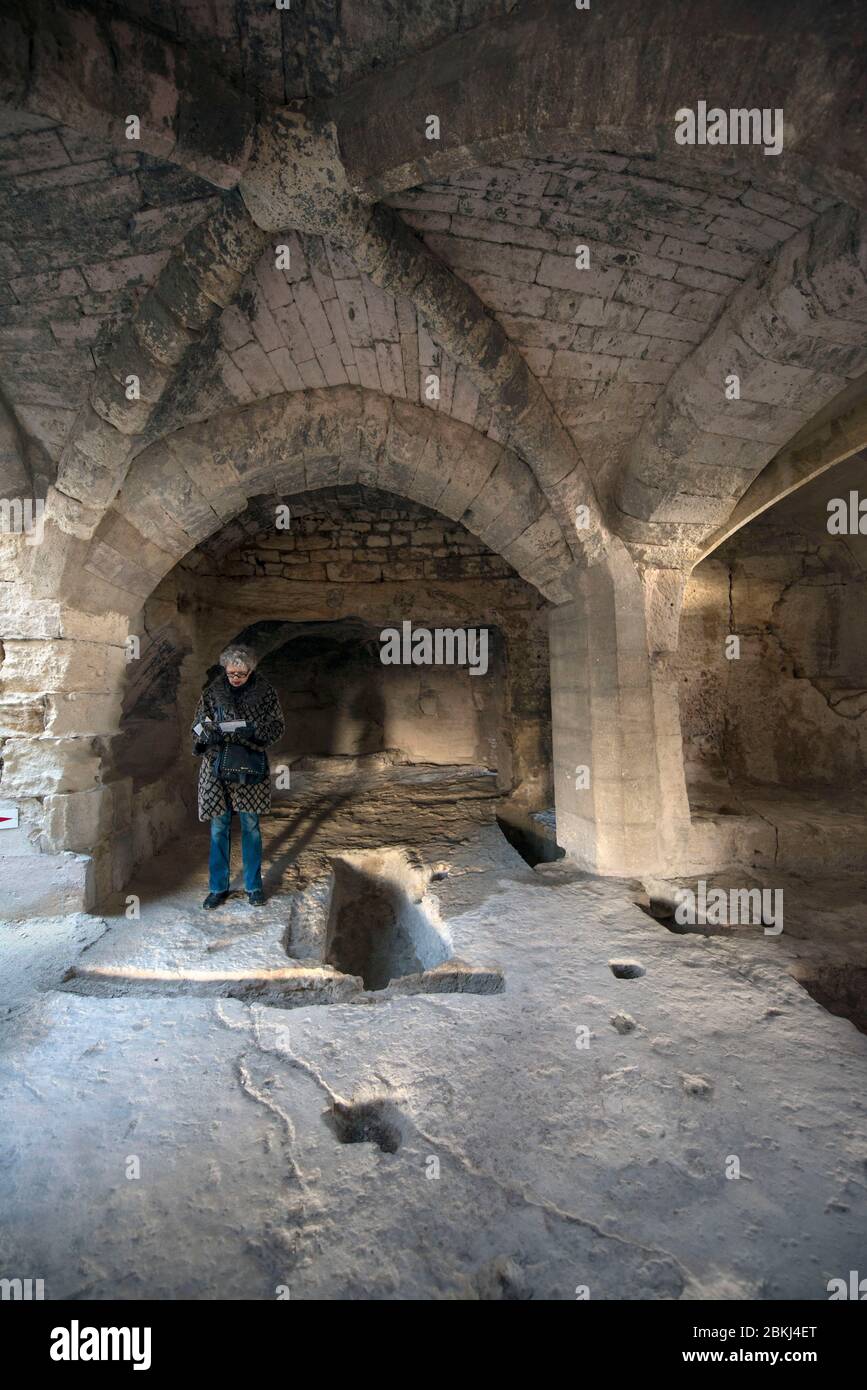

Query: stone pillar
left=549, top=541, right=691, bottom=876
left=1, top=479, right=198, bottom=914
left=642, top=563, right=693, bottom=871
left=0, top=589, right=132, bottom=914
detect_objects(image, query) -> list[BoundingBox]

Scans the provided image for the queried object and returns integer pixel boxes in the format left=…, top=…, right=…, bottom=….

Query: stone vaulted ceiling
left=163, top=151, right=848, bottom=515
left=111, top=0, right=518, bottom=104
left=0, top=107, right=218, bottom=466
left=0, top=0, right=865, bottom=587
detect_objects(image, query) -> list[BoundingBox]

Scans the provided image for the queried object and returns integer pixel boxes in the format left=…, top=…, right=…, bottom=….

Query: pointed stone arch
left=611, top=203, right=867, bottom=566
left=45, top=387, right=577, bottom=617
left=697, top=385, right=867, bottom=562
left=329, top=0, right=867, bottom=213
left=2, top=388, right=583, bottom=909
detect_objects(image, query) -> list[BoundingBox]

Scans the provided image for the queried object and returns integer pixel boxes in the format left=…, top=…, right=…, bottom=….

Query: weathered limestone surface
left=3, top=186, right=270, bottom=705
left=1, top=0, right=866, bottom=915
left=2, top=813, right=866, bottom=1298
left=0, top=386, right=36, bottom=495
left=240, top=127, right=607, bottom=564
left=0, top=851, right=92, bottom=914
left=679, top=455, right=867, bottom=794
left=0, top=0, right=256, bottom=185
left=3, top=6, right=867, bottom=1308
left=54, top=192, right=268, bottom=521
left=613, top=205, right=867, bottom=562
left=701, top=409, right=867, bottom=557
left=105, top=389, right=576, bottom=604
left=329, top=0, right=867, bottom=212
left=1, top=637, right=125, bottom=692
left=549, top=541, right=691, bottom=876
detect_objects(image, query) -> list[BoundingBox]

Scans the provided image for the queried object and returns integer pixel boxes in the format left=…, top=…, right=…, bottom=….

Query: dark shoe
left=203, top=892, right=228, bottom=909
left=248, top=890, right=265, bottom=906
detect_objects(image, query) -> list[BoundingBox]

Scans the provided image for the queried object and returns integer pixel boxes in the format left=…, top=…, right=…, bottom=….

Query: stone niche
left=234, top=617, right=506, bottom=769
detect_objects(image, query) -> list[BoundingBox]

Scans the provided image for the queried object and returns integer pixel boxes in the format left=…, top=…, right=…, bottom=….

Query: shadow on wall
left=263, top=631, right=386, bottom=757
left=112, top=620, right=191, bottom=787
left=243, top=619, right=504, bottom=771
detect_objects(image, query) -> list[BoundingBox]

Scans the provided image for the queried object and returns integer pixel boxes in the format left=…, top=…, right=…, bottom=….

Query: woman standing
left=191, top=645, right=285, bottom=909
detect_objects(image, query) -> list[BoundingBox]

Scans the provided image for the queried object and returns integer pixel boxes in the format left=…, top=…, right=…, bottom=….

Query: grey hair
left=219, top=644, right=258, bottom=672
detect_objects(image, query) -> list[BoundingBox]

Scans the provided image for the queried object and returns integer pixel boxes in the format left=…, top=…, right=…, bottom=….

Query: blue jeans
left=208, top=809, right=262, bottom=894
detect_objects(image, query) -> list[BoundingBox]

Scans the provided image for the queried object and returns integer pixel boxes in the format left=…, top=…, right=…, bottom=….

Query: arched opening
left=108, top=483, right=555, bottom=898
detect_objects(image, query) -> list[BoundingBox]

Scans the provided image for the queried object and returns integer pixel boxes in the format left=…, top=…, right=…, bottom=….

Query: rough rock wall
left=678, top=460, right=867, bottom=792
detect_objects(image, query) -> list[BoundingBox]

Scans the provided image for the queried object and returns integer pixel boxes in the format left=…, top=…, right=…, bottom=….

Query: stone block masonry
left=203, top=489, right=517, bottom=587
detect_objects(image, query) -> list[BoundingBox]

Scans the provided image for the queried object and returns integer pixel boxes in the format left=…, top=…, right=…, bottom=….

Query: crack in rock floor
left=1, top=767, right=866, bottom=1299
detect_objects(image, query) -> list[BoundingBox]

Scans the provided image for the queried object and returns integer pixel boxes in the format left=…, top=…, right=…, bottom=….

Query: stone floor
left=1, top=765, right=866, bottom=1300
left=687, top=778, right=867, bottom=877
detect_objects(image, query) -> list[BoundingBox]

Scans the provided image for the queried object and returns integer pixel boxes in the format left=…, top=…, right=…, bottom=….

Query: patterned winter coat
left=191, top=671, right=285, bottom=820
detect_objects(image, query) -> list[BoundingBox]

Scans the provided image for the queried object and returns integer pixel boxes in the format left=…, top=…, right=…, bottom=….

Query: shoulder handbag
left=212, top=702, right=267, bottom=785
left=216, top=741, right=267, bottom=785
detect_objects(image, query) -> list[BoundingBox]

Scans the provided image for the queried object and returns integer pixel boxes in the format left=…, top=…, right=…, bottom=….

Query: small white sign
left=0, top=805, right=19, bottom=829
